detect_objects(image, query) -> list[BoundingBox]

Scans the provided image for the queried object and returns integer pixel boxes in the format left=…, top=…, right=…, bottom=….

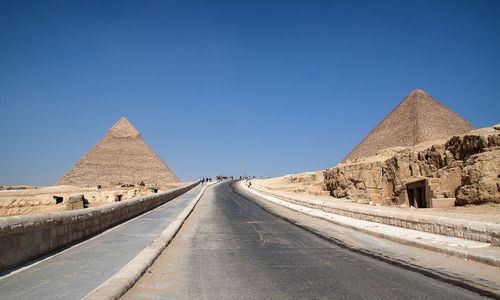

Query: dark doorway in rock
left=53, top=196, right=63, bottom=204
left=406, top=180, right=427, bottom=208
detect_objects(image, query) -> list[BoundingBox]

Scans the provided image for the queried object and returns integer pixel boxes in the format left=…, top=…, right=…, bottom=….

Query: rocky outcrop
left=324, top=125, right=500, bottom=206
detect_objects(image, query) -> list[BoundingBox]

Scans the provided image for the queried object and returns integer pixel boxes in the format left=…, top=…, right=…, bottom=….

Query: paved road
left=123, top=181, right=487, bottom=299
left=0, top=184, right=203, bottom=300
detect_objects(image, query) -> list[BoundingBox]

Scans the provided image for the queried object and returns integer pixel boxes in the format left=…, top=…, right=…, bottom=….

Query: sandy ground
left=252, top=171, right=330, bottom=196
left=0, top=182, right=190, bottom=217
left=251, top=171, right=500, bottom=224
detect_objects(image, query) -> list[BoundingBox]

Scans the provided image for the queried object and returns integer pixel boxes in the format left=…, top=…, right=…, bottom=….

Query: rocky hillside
left=324, top=124, right=500, bottom=206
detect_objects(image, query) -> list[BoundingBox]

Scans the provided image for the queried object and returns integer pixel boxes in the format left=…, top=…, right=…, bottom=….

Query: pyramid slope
left=57, top=118, right=179, bottom=187
left=341, top=90, right=474, bottom=163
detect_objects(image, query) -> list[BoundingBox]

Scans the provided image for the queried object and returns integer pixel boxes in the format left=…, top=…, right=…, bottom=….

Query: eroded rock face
left=324, top=125, right=500, bottom=206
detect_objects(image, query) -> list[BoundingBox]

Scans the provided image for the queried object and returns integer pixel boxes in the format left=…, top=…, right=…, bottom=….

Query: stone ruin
left=66, top=194, right=88, bottom=210
left=325, top=90, right=499, bottom=207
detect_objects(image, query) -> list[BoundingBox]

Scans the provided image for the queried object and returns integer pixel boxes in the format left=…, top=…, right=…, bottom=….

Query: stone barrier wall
left=0, top=181, right=199, bottom=273
left=252, top=186, right=500, bottom=247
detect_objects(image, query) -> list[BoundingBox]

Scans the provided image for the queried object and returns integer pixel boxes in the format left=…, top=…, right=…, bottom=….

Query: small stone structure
left=66, top=194, right=86, bottom=210
left=324, top=125, right=500, bottom=207
left=405, top=179, right=429, bottom=208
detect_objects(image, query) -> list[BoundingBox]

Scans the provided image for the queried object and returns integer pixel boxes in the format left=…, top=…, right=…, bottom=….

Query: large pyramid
left=57, top=118, right=179, bottom=186
left=342, top=89, right=474, bottom=163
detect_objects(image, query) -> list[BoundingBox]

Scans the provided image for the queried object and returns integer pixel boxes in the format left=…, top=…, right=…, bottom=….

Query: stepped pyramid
left=342, top=89, right=474, bottom=163
left=57, top=118, right=179, bottom=186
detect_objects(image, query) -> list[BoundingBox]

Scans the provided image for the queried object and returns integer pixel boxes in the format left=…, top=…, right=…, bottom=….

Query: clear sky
left=1, top=0, right=499, bottom=185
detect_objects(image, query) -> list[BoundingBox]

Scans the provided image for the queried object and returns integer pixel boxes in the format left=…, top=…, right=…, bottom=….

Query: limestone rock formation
left=324, top=125, right=500, bottom=207
left=342, top=89, right=474, bottom=163
left=57, top=118, right=179, bottom=187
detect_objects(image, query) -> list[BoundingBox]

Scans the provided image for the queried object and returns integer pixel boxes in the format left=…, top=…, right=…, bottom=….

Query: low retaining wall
left=252, top=186, right=500, bottom=247
left=0, top=181, right=199, bottom=273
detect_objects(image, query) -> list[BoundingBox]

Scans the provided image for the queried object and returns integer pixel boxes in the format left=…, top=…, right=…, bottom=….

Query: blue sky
left=1, top=0, right=499, bottom=185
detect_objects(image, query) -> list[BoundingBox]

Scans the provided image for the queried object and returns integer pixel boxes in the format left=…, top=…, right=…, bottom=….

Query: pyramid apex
left=407, top=89, right=429, bottom=98
left=108, top=117, right=140, bottom=138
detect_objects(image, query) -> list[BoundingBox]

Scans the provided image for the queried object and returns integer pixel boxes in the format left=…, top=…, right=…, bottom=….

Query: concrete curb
left=82, top=181, right=217, bottom=300
left=243, top=182, right=500, bottom=267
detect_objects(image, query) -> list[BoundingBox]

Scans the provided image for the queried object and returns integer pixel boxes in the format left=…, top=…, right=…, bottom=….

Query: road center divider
left=82, top=180, right=217, bottom=300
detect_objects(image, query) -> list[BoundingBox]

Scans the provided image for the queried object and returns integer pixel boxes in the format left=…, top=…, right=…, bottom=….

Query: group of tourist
left=201, top=177, right=213, bottom=184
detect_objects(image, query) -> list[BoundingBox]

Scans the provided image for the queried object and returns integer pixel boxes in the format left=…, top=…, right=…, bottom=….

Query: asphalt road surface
left=123, top=181, right=487, bottom=299
left=0, top=184, right=203, bottom=300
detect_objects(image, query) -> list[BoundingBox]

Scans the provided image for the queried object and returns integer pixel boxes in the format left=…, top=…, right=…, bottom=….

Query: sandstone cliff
left=324, top=124, right=500, bottom=207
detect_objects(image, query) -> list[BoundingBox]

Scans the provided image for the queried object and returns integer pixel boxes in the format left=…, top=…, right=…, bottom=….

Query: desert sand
left=0, top=182, right=189, bottom=217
